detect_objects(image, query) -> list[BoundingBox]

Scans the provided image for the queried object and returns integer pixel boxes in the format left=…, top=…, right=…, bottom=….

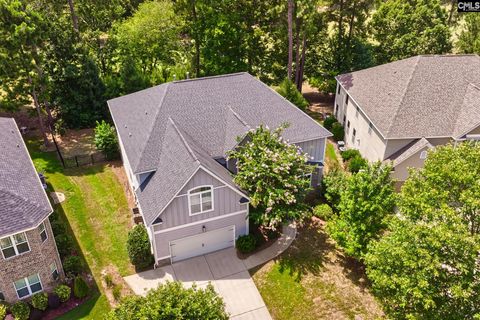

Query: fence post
left=75, top=156, right=79, bottom=167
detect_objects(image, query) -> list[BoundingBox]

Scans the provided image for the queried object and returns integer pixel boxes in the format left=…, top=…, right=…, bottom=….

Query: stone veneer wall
left=0, top=217, right=64, bottom=303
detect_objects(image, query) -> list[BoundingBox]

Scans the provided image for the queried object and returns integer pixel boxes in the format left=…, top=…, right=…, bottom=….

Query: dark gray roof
left=336, top=55, right=480, bottom=139
left=109, top=72, right=331, bottom=174
left=386, top=138, right=433, bottom=167
left=136, top=118, right=244, bottom=226
left=0, top=118, right=52, bottom=236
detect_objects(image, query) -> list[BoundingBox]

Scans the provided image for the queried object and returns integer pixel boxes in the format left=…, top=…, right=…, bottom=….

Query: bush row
left=340, top=149, right=368, bottom=173
left=323, top=116, right=344, bottom=141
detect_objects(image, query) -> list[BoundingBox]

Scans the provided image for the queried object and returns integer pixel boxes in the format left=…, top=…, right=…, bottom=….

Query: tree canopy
left=326, top=162, right=395, bottom=259
left=227, top=124, right=313, bottom=229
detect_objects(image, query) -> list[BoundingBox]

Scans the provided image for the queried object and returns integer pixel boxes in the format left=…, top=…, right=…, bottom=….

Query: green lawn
left=251, top=221, right=384, bottom=320
left=325, top=141, right=340, bottom=170
left=28, top=140, right=133, bottom=318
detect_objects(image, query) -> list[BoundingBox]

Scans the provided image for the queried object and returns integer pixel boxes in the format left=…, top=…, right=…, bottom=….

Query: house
left=334, top=54, right=480, bottom=183
left=108, top=72, right=331, bottom=265
left=0, top=118, right=63, bottom=303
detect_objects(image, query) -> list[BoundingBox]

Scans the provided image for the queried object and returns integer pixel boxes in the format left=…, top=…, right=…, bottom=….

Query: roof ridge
left=386, top=55, right=420, bottom=136
left=227, top=106, right=250, bottom=128
left=134, top=83, right=170, bottom=171
left=172, top=72, right=248, bottom=84
left=167, top=117, right=200, bottom=165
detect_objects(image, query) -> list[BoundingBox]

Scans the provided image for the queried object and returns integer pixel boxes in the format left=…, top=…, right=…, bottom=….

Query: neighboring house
left=108, top=72, right=331, bottom=265
left=334, top=54, right=480, bottom=183
left=0, top=118, right=63, bottom=303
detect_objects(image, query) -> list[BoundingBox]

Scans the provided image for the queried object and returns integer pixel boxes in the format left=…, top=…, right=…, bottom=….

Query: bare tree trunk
left=191, top=0, right=200, bottom=77
left=447, top=0, right=456, bottom=25
left=297, top=34, right=306, bottom=92
left=68, top=0, right=79, bottom=33
left=294, top=17, right=301, bottom=86
left=287, top=0, right=294, bottom=80
left=347, top=2, right=356, bottom=46
left=336, top=0, right=345, bottom=70
left=28, top=77, right=49, bottom=147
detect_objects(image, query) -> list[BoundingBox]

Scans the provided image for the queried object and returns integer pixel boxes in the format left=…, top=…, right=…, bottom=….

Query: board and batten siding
left=154, top=211, right=248, bottom=259
left=153, top=168, right=247, bottom=232
left=295, top=138, right=326, bottom=162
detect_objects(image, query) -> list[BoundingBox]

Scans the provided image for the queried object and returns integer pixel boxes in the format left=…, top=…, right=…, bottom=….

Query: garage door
left=169, top=226, right=235, bottom=263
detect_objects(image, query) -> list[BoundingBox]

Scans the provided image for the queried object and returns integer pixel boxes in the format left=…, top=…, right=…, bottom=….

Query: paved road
left=125, top=248, right=272, bottom=319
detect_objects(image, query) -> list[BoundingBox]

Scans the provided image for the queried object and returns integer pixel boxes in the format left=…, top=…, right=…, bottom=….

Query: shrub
left=313, top=204, right=334, bottom=221
left=50, top=219, right=66, bottom=236
left=54, top=118, right=66, bottom=136
left=94, top=120, right=118, bottom=160
left=323, top=116, right=338, bottom=130
left=236, top=234, right=257, bottom=253
left=54, top=284, right=72, bottom=303
left=74, top=276, right=89, bottom=299
left=0, top=303, right=6, bottom=319
left=31, top=292, right=48, bottom=311
left=276, top=78, right=309, bottom=110
left=55, top=234, right=72, bottom=258
left=63, top=255, right=83, bottom=276
left=104, top=274, right=114, bottom=288
left=112, top=284, right=122, bottom=301
left=11, top=301, right=30, bottom=320
left=348, top=156, right=368, bottom=173
left=48, top=294, right=61, bottom=309
left=341, top=149, right=362, bottom=161
left=127, top=225, right=154, bottom=269
left=331, top=122, right=344, bottom=141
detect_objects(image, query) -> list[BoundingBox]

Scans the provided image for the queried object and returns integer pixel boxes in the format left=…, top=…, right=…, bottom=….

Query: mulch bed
left=42, top=296, right=89, bottom=320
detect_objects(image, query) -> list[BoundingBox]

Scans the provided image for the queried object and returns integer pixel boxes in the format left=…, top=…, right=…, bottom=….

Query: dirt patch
left=109, top=161, right=136, bottom=215
left=302, top=83, right=335, bottom=115
left=101, top=265, right=134, bottom=308
left=55, top=128, right=96, bottom=157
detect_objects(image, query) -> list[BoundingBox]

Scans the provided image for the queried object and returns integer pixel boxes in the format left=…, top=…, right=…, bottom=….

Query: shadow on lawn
left=275, top=221, right=336, bottom=281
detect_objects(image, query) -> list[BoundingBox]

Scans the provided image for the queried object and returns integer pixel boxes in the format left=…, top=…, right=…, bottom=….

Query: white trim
left=187, top=185, right=214, bottom=216
left=38, top=221, right=48, bottom=243
left=0, top=232, right=31, bottom=260
left=246, top=207, right=249, bottom=235
left=456, top=121, right=480, bottom=140
left=199, top=166, right=249, bottom=199
left=157, top=255, right=171, bottom=261
left=154, top=209, right=248, bottom=235
left=175, top=185, right=226, bottom=199
left=148, top=167, right=201, bottom=226
left=14, top=273, right=43, bottom=299
left=336, top=81, right=387, bottom=140
left=168, top=225, right=236, bottom=263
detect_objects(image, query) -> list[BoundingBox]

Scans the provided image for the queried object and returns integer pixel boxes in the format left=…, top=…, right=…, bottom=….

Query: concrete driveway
left=125, top=248, right=272, bottom=320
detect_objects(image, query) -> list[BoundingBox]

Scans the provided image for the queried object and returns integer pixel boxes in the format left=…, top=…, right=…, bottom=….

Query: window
left=337, top=85, right=341, bottom=94
left=368, top=122, right=373, bottom=134
left=0, top=232, right=30, bottom=259
left=14, top=274, right=42, bottom=299
left=38, top=222, right=47, bottom=243
left=188, top=186, right=214, bottom=215
left=420, top=150, right=428, bottom=160
left=347, top=121, right=351, bottom=129
left=335, top=105, right=339, bottom=117
left=50, top=262, right=59, bottom=280
left=345, top=95, right=349, bottom=105
left=352, top=129, right=357, bottom=143
left=356, top=105, right=360, bottom=117
left=343, top=115, right=346, bottom=125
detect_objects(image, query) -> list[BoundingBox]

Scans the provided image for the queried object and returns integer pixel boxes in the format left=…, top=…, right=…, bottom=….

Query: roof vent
left=124, top=124, right=127, bottom=128
left=129, top=132, right=132, bottom=137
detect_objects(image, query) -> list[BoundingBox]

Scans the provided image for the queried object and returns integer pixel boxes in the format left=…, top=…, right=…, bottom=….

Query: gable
left=153, top=168, right=247, bottom=232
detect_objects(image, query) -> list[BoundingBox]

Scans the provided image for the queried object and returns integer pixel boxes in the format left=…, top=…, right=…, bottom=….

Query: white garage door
left=169, top=226, right=235, bottom=263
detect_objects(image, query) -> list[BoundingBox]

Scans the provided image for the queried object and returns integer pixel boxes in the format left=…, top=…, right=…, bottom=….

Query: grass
left=28, top=139, right=133, bottom=318
left=325, top=141, right=340, bottom=170
left=251, top=221, right=384, bottom=320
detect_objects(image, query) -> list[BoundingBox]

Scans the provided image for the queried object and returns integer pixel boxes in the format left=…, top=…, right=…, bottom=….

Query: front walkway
left=124, top=223, right=296, bottom=319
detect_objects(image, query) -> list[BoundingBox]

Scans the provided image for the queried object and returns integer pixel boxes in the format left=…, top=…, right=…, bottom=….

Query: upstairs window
left=337, top=85, right=341, bottom=94
left=188, top=186, right=214, bottom=215
left=345, top=95, right=349, bottom=105
left=14, top=274, right=42, bottom=299
left=343, top=115, right=346, bottom=125
left=352, top=128, right=357, bottom=143
left=38, top=222, right=47, bottom=243
left=368, top=122, right=373, bottom=134
left=0, top=232, right=30, bottom=259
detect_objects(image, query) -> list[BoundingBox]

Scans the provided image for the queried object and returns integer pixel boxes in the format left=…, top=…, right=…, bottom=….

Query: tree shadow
left=275, top=221, right=336, bottom=282
left=336, top=253, right=371, bottom=292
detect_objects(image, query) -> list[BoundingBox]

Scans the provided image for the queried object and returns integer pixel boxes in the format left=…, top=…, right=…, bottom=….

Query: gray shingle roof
left=386, top=137, right=433, bottom=167
left=0, top=118, right=52, bottom=236
left=136, top=118, right=244, bottom=226
left=109, top=72, right=331, bottom=174
left=336, top=55, right=480, bottom=139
